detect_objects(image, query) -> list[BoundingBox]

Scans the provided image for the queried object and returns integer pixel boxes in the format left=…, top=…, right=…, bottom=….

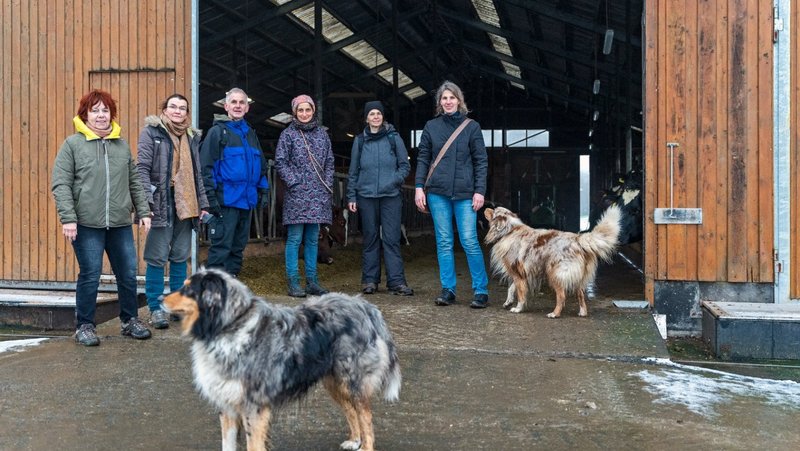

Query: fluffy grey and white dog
left=164, top=268, right=401, bottom=451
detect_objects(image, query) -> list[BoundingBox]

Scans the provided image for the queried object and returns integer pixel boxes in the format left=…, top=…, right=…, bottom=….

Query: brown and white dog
left=484, top=205, right=621, bottom=318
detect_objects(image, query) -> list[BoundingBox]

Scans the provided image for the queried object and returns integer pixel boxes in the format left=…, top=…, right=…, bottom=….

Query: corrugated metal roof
left=198, top=0, right=643, bottom=142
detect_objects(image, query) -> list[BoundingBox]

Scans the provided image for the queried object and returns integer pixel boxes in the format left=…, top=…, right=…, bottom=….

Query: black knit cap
left=363, top=100, right=385, bottom=118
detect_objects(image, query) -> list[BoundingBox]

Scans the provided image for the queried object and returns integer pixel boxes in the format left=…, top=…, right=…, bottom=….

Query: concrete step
left=0, top=289, right=145, bottom=330
left=702, top=301, right=800, bottom=360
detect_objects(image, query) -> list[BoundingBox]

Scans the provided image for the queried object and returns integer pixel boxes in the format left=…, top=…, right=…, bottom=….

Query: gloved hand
left=258, top=189, right=269, bottom=209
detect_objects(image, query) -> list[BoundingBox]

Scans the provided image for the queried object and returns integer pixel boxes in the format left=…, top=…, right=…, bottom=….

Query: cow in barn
left=591, top=169, right=643, bottom=244
left=315, top=207, right=349, bottom=265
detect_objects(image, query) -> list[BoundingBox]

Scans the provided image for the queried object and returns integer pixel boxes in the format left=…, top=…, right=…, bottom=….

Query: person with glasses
left=137, top=93, right=209, bottom=329
left=52, top=89, right=153, bottom=346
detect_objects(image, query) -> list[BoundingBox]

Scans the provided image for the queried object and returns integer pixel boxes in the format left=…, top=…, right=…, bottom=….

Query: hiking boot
left=470, top=294, right=490, bottom=309
left=120, top=317, right=152, bottom=340
left=306, top=282, right=329, bottom=296
left=288, top=282, right=306, bottom=298
left=434, top=289, right=456, bottom=306
left=388, top=284, right=414, bottom=296
left=75, top=324, right=100, bottom=346
left=362, top=283, right=377, bottom=295
left=149, top=310, right=169, bottom=329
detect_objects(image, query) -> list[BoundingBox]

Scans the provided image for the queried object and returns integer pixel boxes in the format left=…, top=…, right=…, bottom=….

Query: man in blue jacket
left=200, top=87, right=269, bottom=276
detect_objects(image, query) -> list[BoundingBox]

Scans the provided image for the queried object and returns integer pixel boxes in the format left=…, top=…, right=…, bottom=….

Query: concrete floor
left=2, top=244, right=800, bottom=450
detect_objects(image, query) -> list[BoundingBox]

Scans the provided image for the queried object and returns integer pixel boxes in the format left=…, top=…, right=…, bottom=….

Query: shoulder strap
left=387, top=131, right=397, bottom=155
left=356, top=132, right=397, bottom=169
left=424, top=118, right=472, bottom=188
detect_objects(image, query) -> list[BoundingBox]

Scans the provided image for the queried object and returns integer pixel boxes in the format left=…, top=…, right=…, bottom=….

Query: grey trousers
left=143, top=217, right=194, bottom=267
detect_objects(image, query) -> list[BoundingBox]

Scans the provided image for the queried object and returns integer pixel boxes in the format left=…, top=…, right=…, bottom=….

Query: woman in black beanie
left=346, top=101, right=413, bottom=295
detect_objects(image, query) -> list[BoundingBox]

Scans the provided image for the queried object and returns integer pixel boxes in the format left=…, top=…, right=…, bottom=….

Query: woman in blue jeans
left=52, top=89, right=153, bottom=346
left=275, top=94, right=333, bottom=297
left=414, top=81, right=490, bottom=308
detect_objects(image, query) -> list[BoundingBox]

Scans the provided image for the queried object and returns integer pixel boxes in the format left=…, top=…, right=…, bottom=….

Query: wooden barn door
left=88, top=70, right=179, bottom=276
left=644, top=0, right=775, bottom=301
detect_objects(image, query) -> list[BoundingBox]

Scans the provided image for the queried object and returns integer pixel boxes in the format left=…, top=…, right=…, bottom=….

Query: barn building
left=1, top=0, right=798, bottom=340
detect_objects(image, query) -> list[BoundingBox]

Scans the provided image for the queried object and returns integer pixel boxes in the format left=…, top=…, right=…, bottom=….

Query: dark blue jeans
left=72, top=225, right=140, bottom=327
left=358, top=195, right=406, bottom=287
left=206, top=206, right=251, bottom=276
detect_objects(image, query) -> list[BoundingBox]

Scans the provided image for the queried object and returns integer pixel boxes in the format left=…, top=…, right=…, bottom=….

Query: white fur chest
left=192, top=343, right=245, bottom=411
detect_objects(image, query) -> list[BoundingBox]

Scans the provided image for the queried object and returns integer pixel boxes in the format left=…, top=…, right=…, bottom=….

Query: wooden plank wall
left=644, top=0, right=774, bottom=302
left=0, top=0, right=192, bottom=282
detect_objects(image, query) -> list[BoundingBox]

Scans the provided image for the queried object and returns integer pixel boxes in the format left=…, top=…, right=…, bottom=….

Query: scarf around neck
left=160, top=114, right=198, bottom=220
left=86, top=120, right=112, bottom=138
left=292, top=117, right=318, bottom=131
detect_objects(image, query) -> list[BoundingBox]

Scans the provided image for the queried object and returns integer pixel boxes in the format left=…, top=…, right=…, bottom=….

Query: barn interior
left=197, top=0, right=644, bottom=235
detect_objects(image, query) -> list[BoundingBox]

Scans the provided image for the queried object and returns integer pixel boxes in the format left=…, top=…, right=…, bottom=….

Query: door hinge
left=774, top=249, right=783, bottom=273
left=774, top=6, right=784, bottom=43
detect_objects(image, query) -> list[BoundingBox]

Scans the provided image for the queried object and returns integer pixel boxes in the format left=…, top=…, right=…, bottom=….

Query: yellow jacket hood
left=72, top=116, right=122, bottom=140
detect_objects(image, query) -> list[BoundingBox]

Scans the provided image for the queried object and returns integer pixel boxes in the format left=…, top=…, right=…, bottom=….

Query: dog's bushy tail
left=578, top=205, right=621, bottom=262
left=383, top=362, right=402, bottom=402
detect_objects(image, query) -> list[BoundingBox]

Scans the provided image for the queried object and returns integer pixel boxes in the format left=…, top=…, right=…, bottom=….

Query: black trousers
left=206, top=206, right=251, bottom=276
left=358, top=195, right=406, bottom=287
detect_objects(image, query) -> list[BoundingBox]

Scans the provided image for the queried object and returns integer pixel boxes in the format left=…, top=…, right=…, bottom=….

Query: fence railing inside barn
left=198, top=160, right=431, bottom=246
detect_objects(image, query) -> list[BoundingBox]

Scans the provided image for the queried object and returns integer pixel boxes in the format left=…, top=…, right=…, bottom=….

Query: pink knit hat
left=291, top=94, right=315, bottom=114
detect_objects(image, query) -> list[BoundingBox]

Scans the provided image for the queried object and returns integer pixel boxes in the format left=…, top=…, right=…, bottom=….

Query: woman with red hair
left=52, top=89, right=153, bottom=346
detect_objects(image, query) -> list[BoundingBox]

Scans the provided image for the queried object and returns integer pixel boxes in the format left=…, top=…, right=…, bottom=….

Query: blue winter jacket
left=200, top=115, right=268, bottom=210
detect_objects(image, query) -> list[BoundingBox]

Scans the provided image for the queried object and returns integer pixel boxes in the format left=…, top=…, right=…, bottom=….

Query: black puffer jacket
left=414, top=112, right=487, bottom=199
left=346, top=123, right=410, bottom=201
left=136, top=115, right=209, bottom=227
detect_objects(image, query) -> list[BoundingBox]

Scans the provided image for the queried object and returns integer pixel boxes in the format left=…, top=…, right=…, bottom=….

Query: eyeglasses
left=166, top=105, right=188, bottom=112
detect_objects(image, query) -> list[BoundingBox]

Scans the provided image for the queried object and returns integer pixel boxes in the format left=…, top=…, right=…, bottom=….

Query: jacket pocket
left=207, top=216, right=225, bottom=243
left=219, top=147, right=248, bottom=183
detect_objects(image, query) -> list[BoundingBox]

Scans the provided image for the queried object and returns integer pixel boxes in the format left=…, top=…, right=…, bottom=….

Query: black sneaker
left=389, top=284, right=414, bottom=296
left=75, top=324, right=100, bottom=346
left=120, top=317, right=152, bottom=340
left=288, top=283, right=306, bottom=298
left=306, top=282, right=329, bottom=296
left=470, top=294, right=489, bottom=309
left=149, top=310, right=169, bottom=329
left=362, top=283, right=377, bottom=295
left=434, top=289, right=456, bottom=306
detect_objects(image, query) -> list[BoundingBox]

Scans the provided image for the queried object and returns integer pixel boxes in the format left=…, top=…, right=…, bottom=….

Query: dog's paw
left=510, top=305, right=524, bottom=313
left=340, top=438, right=361, bottom=450
left=503, top=299, right=514, bottom=308
left=578, top=309, right=588, bottom=317
left=546, top=312, right=560, bottom=318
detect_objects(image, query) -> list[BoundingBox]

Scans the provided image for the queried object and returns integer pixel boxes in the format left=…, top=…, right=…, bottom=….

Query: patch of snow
left=633, top=358, right=800, bottom=417
left=0, top=338, right=48, bottom=354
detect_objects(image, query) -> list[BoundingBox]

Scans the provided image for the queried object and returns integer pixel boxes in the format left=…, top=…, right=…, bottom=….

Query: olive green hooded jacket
left=52, top=116, right=150, bottom=228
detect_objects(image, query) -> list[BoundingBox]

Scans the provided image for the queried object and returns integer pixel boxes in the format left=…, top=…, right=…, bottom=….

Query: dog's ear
left=484, top=208, right=494, bottom=220
left=199, top=272, right=227, bottom=308
left=190, top=271, right=228, bottom=339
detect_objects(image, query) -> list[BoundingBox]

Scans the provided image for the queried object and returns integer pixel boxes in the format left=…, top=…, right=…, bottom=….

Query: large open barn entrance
left=197, top=0, right=645, bottom=241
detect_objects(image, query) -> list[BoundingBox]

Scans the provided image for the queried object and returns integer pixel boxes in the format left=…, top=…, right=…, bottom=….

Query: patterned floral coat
left=275, top=118, right=334, bottom=225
